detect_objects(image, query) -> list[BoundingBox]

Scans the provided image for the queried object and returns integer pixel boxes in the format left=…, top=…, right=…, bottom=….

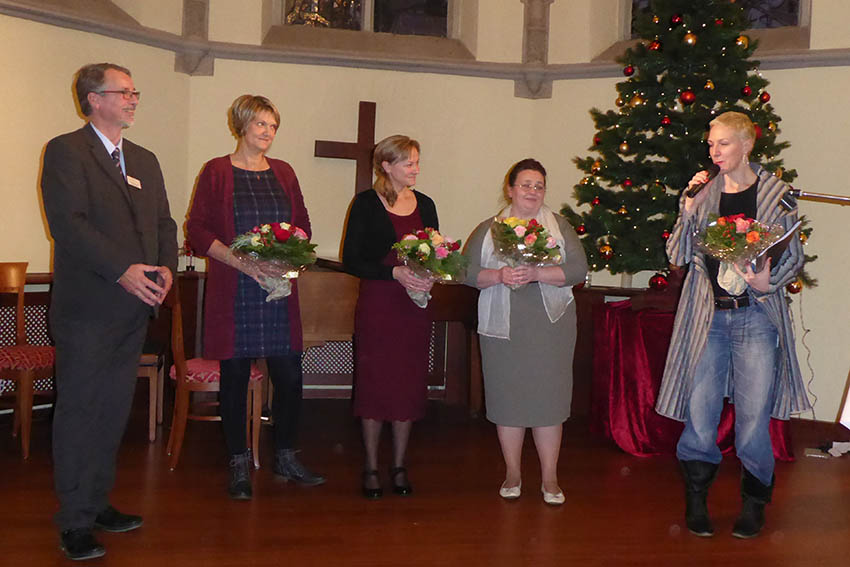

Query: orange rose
left=746, top=230, right=760, bottom=243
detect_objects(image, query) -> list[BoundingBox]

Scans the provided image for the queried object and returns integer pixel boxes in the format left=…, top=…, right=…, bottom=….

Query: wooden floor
left=1, top=390, right=849, bottom=566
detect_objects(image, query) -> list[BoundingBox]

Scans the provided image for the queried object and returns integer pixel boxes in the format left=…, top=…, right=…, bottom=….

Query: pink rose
left=293, top=227, right=308, bottom=240
left=514, top=225, right=527, bottom=237
left=435, top=246, right=449, bottom=259
left=545, top=236, right=557, bottom=249
left=524, top=234, right=537, bottom=246
left=402, top=234, right=418, bottom=241
left=734, top=217, right=751, bottom=233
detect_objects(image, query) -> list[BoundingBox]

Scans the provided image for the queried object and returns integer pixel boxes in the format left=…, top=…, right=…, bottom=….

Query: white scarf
left=478, top=205, right=574, bottom=339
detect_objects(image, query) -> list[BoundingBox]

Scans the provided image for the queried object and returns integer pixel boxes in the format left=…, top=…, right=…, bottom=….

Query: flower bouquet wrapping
left=392, top=227, right=468, bottom=308
left=490, top=217, right=562, bottom=290
left=695, top=214, right=783, bottom=294
left=230, top=221, right=317, bottom=302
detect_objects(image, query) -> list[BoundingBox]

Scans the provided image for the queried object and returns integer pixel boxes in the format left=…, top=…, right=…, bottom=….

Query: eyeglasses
left=97, top=89, right=141, bottom=100
left=515, top=182, right=546, bottom=192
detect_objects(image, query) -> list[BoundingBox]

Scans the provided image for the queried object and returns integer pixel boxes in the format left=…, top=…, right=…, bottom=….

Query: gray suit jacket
left=41, top=123, right=178, bottom=323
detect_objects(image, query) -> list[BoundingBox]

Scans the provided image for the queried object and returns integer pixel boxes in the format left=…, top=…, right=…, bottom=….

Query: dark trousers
left=51, top=312, right=148, bottom=531
left=219, top=353, right=303, bottom=456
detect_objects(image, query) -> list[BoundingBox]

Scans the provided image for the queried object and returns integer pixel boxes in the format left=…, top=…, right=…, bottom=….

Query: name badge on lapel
left=127, top=176, right=142, bottom=190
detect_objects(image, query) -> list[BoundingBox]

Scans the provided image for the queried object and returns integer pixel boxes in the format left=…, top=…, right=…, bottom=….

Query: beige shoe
left=541, top=484, right=565, bottom=505
left=499, top=481, right=522, bottom=500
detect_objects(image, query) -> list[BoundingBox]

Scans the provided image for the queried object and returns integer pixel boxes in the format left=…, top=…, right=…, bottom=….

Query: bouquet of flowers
left=696, top=214, right=783, bottom=268
left=392, top=227, right=468, bottom=308
left=490, top=217, right=562, bottom=289
left=230, top=221, right=317, bottom=301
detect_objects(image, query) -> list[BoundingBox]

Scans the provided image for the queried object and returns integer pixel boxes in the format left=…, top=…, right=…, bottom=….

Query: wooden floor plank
left=1, top=394, right=848, bottom=566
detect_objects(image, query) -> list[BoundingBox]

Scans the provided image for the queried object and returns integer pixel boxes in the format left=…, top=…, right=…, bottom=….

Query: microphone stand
left=787, top=188, right=850, bottom=206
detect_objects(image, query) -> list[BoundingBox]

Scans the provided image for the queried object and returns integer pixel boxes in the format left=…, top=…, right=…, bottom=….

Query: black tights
left=219, top=353, right=302, bottom=456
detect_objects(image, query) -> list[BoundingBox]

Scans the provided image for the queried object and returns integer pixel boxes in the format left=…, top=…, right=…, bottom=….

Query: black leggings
left=219, top=353, right=302, bottom=456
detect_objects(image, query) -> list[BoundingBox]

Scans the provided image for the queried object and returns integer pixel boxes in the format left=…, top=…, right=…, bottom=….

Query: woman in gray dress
left=464, top=159, right=587, bottom=505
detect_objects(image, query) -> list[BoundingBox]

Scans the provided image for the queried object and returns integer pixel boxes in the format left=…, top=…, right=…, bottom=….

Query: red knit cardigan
left=186, top=155, right=311, bottom=359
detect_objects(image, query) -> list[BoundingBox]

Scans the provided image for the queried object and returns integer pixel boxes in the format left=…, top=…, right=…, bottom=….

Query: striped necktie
left=111, top=147, right=123, bottom=177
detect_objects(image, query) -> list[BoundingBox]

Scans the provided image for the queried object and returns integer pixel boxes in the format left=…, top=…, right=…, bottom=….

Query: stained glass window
left=284, top=0, right=448, bottom=37
left=631, top=0, right=801, bottom=36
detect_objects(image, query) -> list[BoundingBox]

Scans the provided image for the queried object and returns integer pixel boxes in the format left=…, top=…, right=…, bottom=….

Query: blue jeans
left=676, top=302, right=779, bottom=486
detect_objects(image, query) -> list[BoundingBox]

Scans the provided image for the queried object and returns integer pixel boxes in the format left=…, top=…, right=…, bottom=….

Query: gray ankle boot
left=228, top=450, right=253, bottom=500
left=273, top=449, right=326, bottom=486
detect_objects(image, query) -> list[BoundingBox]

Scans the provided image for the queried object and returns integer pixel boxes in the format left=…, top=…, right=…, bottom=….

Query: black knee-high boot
left=732, top=468, right=773, bottom=539
left=680, top=460, right=719, bottom=537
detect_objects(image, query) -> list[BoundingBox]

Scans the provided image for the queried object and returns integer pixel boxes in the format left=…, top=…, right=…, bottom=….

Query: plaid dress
left=232, top=166, right=291, bottom=358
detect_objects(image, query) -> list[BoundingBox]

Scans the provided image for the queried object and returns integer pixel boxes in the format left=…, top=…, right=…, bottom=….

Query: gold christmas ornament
left=652, top=15, right=660, bottom=24
left=704, top=79, right=715, bottom=90
left=591, top=161, right=602, bottom=174
left=767, top=122, right=777, bottom=132
left=616, top=96, right=625, bottom=107
left=683, top=32, right=698, bottom=46
left=617, top=205, right=629, bottom=216
left=773, top=167, right=784, bottom=178
left=619, top=141, right=630, bottom=153
left=581, top=176, right=592, bottom=185
left=736, top=35, right=750, bottom=49
left=629, top=94, right=645, bottom=107
left=799, top=232, right=808, bottom=244
left=599, top=244, right=614, bottom=260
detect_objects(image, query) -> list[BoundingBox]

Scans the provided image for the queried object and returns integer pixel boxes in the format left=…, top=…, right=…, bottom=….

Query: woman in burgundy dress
left=342, top=135, right=438, bottom=499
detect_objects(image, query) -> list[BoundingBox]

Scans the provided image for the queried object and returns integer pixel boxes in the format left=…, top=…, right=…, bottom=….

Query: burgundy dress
left=352, top=208, right=432, bottom=421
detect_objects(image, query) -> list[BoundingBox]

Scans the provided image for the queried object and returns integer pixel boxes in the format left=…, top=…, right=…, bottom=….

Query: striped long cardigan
left=655, top=165, right=812, bottom=421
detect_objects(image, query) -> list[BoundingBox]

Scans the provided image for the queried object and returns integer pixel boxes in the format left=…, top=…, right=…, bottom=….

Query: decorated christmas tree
left=560, top=0, right=815, bottom=289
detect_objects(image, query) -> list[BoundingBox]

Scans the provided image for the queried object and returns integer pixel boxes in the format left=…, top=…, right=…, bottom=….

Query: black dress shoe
left=60, top=528, right=105, bottom=561
left=389, top=466, right=413, bottom=496
left=362, top=470, right=383, bottom=499
left=93, top=506, right=143, bottom=533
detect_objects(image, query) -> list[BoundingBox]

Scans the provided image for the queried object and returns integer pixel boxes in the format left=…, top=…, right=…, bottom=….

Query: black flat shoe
left=389, top=466, right=413, bottom=496
left=60, top=528, right=105, bottom=561
left=93, top=506, right=143, bottom=533
left=362, top=470, right=383, bottom=499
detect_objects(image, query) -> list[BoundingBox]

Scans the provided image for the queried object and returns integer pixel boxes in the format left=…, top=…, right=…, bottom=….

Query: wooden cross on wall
left=314, top=101, right=376, bottom=194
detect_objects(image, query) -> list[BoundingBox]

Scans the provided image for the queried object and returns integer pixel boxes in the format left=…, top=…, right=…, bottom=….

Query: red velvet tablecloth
left=590, top=300, right=793, bottom=461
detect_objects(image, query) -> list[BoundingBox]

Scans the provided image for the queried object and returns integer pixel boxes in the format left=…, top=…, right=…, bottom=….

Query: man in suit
left=40, top=63, right=178, bottom=561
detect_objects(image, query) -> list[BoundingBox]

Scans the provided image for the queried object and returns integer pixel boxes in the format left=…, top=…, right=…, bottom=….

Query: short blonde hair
left=373, top=134, right=420, bottom=206
left=229, top=94, right=280, bottom=137
left=709, top=111, right=755, bottom=144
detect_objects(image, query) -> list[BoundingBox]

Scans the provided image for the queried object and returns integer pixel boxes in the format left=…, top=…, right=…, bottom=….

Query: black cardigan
left=342, top=189, right=439, bottom=281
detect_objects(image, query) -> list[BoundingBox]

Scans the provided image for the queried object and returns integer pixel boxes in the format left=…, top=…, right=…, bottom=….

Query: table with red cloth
left=590, top=299, right=793, bottom=461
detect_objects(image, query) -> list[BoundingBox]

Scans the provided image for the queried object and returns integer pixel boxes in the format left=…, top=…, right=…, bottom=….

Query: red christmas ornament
left=623, top=65, right=635, bottom=76
left=661, top=230, right=671, bottom=240
left=622, top=178, right=633, bottom=188
left=648, top=40, right=662, bottom=51
left=759, top=91, right=771, bottom=103
left=594, top=134, right=602, bottom=146
left=591, top=196, right=601, bottom=207
left=754, top=124, right=763, bottom=139
left=576, top=224, right=587, bottom=235
left=649, top=273, right=669, bottom=291
left=715, top=18, right=724, bottom=26
left=741, top=85, right=753, bottom=97
left=661, top=115, right=671, bottom=126
left=680, top=90, right=696, bottom=105
left=670, top=14, right=683, bottom=25
left=786, top=279, right=803, bottom=294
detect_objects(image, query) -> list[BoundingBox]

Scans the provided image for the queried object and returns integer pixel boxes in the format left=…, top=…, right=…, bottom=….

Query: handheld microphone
left=685, top=164, right=721, bottom=198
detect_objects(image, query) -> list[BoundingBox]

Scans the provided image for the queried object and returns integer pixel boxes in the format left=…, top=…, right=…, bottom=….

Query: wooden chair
left=164, top=281, right=263, bottom=471
left=137, top=351, right=164, bottom=442
left=0, top=262, right=55, bottom=459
